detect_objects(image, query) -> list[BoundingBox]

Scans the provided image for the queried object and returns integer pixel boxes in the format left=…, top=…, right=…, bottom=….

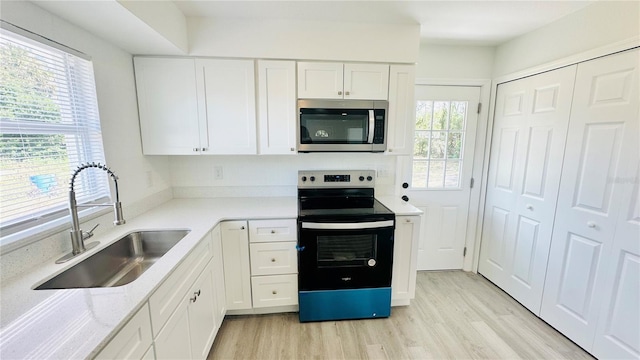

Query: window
left=412, top=100, right=468, bottom=188
left=0, top=23, right=109, bottom=237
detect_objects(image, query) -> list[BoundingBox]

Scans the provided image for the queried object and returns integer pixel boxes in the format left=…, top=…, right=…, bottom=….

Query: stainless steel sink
left=36, top=230, right=190, bottom=290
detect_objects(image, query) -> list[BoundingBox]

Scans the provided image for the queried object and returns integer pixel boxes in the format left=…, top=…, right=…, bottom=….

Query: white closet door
left=541, top=49, right=639, bottom=352
left=478, top=65, right=576, bottom=314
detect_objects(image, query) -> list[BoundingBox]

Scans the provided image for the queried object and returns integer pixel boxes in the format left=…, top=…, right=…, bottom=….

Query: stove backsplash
left=170, top=153, right=397, bottom=198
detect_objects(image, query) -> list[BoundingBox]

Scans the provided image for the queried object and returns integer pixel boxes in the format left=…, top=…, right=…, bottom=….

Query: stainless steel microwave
left=297, top=99, right=388, bottom=152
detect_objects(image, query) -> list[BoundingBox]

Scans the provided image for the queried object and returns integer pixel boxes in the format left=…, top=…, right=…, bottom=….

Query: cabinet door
left=188, top=262, right=217, bottom=360
left=391, top=216, right=421, bottom=304
left=297, top=62, right=344, bottom=99
left=479, top=65, right=576, bottom=315
left=343, top=63, right=389, bottom=100
left=386, top=65, right=415, bottom=154
left=154, top=299, right=192, bottom=360
left=211, top=225, right=227, bottom=329
left=257, top=60, right=297, bottom=154
left=134, top=57, right=204, bottom=155
left=197, top=59, right=257, bottom=154
left=541, top=49, right=639, bottom=352
left=221, top=221, right=252, bottom=310
left=95, top=303, right=153, bottom=360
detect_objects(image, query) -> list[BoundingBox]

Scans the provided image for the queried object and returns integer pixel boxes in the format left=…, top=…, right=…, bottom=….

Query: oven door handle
left=301, top=220, right=394, bottom=230
left=367, top=109, right=375, bottom=144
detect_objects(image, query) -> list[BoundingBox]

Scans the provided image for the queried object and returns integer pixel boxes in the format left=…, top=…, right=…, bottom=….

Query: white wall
left=169, top=154, right=398, bottom=197
left=0, top=1, right=172, bottom=266
left=493, top=1, right=640, bottom=77
left=416, top=44, right=495, bottom=80
left=188, top=18, right=420, bottom=63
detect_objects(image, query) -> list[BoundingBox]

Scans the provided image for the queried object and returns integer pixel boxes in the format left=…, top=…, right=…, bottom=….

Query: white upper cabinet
left=134, top=57, right=257, bottom=155
left=386, top=64, right=415, bottom=154
left=297, top=62, right=389, bottom=100
left=257, top=60, right=297, bottom=154
left=134, top=57, right=204, bottom=155
left=196, top=59, right=257, bottom=155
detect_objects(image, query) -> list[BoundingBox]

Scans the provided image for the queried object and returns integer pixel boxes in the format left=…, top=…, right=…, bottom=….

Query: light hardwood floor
left=207, top=271, right=594, bottom=359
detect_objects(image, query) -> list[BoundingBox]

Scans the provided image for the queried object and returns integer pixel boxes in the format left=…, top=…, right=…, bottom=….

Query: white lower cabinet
left=221, top=219, right=299, bottom=314
left=221, top=221, right=253, bottom=310
left=94, top=303, right=153, bottom=360
left=391, top=215, right=421, bottom=305
left=154, top=299, right=191, bottom=360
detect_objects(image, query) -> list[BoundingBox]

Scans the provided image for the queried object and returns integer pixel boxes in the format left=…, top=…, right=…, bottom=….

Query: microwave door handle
left=301, top=220, right=394, bottom=230
left=367, top=109, right=375, bottom=143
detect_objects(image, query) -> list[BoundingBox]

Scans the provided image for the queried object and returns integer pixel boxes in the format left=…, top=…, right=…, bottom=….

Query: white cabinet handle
left=240, top=226, right=245, bottom=230
left=338, top=91, right=342, bottom=95
left=272, top=290, right=277, bottom=295
left=345, top=91, right=350, bottom=96
left=271, top=230, right=276, bottom=234
left=193, top=148, right=199, bottom=152
left=271, top=258, right=276, bottom=262
left=587, top=221, right=597, bottom=228
left=526, top=204, right=533, bottom=210
left=405, top=219, right=411, bottom=223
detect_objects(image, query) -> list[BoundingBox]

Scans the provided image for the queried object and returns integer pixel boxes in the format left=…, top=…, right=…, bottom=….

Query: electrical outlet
left=146, top=171, right=153, bottom=188
left=214, top=166, right=223, bottom=180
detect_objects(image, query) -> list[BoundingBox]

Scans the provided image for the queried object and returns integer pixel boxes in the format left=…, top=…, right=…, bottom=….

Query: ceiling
left=173, top=0, right=596, bottom=46
left=28, top=0, right=597, bottom=55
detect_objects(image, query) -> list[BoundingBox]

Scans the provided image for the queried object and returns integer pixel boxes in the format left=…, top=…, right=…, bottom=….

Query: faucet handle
left=83, top=223, right=100, bottom=240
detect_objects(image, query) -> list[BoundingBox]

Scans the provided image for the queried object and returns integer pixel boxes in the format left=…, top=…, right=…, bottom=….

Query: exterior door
left=478, top=65, right=577, bottom=314
left=541, top=49, right=639, bottom=352
left=404, top=85, right=480, bottom=270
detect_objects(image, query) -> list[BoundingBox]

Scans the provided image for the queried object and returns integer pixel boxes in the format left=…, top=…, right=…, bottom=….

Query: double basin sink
left=36, top=230, right=190, bottom=290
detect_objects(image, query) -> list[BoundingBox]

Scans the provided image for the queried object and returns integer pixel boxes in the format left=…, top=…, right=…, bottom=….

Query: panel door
left=221, top=221, right=252, bottom=310
left=541, top=49, right=639, bottom=351
left=197, top=59, right=257, bottom=154
left=94, top=304, right=152, bottom=360
left=479, top=65, right=577, bottom=314
left=405, top=85, right=481, bottom=270
left=188, top=262, right=217, bottom=360
left=387, top=65, right=416, bottom=155
left=343, top=63, right=389, bottom=100
left=297, top=62, right=344, bottom=99
left=134, top=57, right=203, bottom=155
left=210, top=225, right=226, bottom=329
left=154, top=299, right=192, bottom=360
left=257, top=60, right=297, bottom=154
left=391, top=215, right=421, bottom=304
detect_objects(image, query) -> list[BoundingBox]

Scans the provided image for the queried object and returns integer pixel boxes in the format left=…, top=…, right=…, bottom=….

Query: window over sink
left=0, top=22, right=109, bottom=242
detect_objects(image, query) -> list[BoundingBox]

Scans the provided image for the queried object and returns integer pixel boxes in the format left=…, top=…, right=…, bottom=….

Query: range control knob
left=310, top=176, right=316, bottom=182
left=301, top=176, right=307, bottom=182
left=367, top=176, right=373, bottom=181
left=359, top=176, right=365, bottom=181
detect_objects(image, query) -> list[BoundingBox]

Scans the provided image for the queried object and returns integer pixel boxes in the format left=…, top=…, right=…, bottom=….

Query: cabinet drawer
left=248, top=219, right=297, bottom=243
left=251, top=274, right=298, bottom=308
left=149, top=235, right=213, bottom=337
left=250, top=242, right=297, bottom=276
left=95, top=303, right=152, bottom=360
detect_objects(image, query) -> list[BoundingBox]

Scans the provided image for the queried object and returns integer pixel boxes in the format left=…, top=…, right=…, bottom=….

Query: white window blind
left=0, top=24, right=110, bottom=236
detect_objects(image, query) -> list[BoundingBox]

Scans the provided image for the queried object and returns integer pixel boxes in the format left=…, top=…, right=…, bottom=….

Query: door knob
left=401, top=195, right=409, bottom=202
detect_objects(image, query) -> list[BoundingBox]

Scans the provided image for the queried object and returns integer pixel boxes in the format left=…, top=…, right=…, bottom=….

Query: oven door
left=298, top=219, right=394, bottom=291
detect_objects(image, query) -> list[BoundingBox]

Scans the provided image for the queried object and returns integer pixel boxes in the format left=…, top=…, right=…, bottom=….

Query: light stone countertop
left=0, top=195, right=421, bottom=359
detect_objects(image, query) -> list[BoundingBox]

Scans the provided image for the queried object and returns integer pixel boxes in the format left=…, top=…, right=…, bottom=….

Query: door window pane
left=412, top=161, right=428, bottom=188
left=412, top=98, right=469, bottom=189
left=445, top=161, right=461, bottom=188
left=447, top=132, right=464, bottom=159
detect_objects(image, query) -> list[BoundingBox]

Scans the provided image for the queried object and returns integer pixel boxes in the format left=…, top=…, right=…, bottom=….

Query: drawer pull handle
left=271, top=230, right=276, bottom=234
left=587, top=221, right=597, bottom=228
left=271, top=258, right=276, bottom=262
left=272, top=290, right=277, bottom=295
left=241, top=226, right=245, bottom=230
left=526, top=204, right=533, bottom=210
left=190, top=289, right=201, bottom=303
